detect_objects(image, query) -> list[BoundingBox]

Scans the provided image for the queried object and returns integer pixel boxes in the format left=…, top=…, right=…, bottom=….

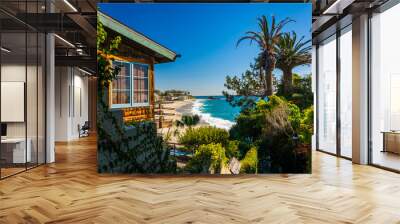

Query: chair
left=78, top=121, right=90, bottom=138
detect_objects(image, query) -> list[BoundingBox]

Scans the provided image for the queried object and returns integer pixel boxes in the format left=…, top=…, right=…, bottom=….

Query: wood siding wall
left=107, top=54, right=155, bottom=123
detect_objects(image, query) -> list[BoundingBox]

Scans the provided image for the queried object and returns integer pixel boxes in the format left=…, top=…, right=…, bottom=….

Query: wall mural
left=97, top=3, right=313, bottom=174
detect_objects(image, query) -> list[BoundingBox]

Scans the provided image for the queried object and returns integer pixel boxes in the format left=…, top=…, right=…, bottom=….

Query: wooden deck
left=1, top=135, right=400, bottom=223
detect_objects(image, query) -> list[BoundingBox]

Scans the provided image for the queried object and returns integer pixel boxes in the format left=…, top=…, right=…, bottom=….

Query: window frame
left=110, top=60, right=150, bottom=109
left=110, top=60, right=133, bottom=109
left=132, top=62, right=150, bottom=107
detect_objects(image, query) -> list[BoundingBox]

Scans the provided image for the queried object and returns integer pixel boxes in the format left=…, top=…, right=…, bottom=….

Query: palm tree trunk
left=265, top=55, right=275, bottom=96
left=282, top=68, right=292, bottom=95
left=266, top=68, right=273, bottom=96
left=259, top=66, right=267, bottom=97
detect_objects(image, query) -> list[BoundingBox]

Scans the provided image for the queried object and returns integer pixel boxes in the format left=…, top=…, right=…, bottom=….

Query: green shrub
left=176, top=115, right=200, bottom=127
left=258, top=103, right=308, bottom=173
left=299, top=106, right=313, bottom=144
left=229, top=112, right=265, bottom=142
left=240, top=146, right=258, bottom=174
left=276, top=74, right=313, bottom=110
left=287, top=102, right=301, bottom=131
left=230, top=96, right=301, bottom=142
left=254, top=95, right=286, bottom=112
left=179, top=126, right=229, bottom=149
left=185, top=143, right=228, bottom=174
left=225, top=140, right=240, bottom=159
left=183, top=114, right=200, bottom=126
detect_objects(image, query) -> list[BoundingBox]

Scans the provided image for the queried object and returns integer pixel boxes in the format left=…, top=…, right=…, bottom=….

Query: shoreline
left=157, top=98, right=235, bottom=141
left=175, top=100, right=194, bottom=115
left=157, top=99, right=199, bottom=143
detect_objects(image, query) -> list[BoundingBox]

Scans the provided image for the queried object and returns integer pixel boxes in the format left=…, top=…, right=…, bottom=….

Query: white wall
left=55, top=66, right=69, bottom=141
left=1, top=62, right=46, bottom=164
left=1, top=64, right=26, bottom=138
left=54, top=67, right=89, bottom=141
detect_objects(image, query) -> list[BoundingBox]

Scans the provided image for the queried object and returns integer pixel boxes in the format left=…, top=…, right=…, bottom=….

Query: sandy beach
left=157, top=99, right=201, bottom=143
left=158, top=99, right=194, bottom=122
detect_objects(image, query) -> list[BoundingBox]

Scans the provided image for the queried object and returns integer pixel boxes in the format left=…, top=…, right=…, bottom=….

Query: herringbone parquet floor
left=1, top=136, right=400, bottom=224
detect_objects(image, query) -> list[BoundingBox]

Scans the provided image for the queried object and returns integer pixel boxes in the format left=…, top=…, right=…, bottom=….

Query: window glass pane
left=0, top=2, right=46, bottom=178
left=371, top=4, right=400, bottom=171
left=1, top=31, right=27, bottom=177
left=340, top=27, right=352, bottom=158
left=317, top=35, right=337, bottom=154
left=38, top=32, right=45, bottom=165
left=111, top=62, right=131, bottom=106
left=27, top=31, right=38, bottom=168
left=133, top=64, right=149, bottom=104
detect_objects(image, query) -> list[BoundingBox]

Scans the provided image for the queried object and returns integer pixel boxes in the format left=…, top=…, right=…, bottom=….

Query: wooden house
left=98, top=12, right=178, bottom=123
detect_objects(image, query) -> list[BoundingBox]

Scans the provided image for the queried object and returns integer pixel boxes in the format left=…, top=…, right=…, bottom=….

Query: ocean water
left=192, top=96, right=241, bottom=130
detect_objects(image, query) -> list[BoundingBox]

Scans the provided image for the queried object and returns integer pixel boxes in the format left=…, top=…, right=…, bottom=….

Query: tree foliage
left=229, top=95, right=311, bottom=173
left=223, top=16, right=312, bottom=112
left=97, top=21, right=121, bottom=89
left=299, top=106, right=313, bottom=144
left=185, top=143, right=228, bottom=174
left=179, top=126, right=229, bottom=150
left=176, top=115, right=200, bottom=127
left=275, top=32, right=311, bottom=94
left=225, top=140, right=240, bottom=159
left=240, top=146, right=258, bottom=174
left=276, top=74, right=313, bottom=110
left=224, top=15, right=293, bottom=106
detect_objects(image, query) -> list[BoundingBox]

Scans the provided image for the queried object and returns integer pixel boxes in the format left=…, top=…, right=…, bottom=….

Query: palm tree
left=237, top=15, right=293, bottom=97
left=276, top=32, right=311, bottom=95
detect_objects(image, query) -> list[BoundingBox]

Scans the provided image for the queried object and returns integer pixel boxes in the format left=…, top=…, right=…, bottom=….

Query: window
left=317, top=35, right=337, bottom=154
left=111, top=62, right=150, bottom=108
left=0, top=3, right=47, bottom=179
left=112, top=61, right=131, bottom=107
left=370, top=3, right=400, bottom=171
left=339, top=26, right=352, bottom=158
left=133, top=64, right=149, bottom=105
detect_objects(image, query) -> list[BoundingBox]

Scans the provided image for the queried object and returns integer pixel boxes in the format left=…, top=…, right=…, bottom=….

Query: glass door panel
left=317, top=35, right=337, bottom=154
left=339, top=26, right=352, bottom=158
left=1, top=31, right=27, bottom=177
left=370, top=4, right=400, bottom=171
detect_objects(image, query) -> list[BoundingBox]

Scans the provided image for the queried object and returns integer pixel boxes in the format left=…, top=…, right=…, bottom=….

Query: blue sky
left=99, top=3, right=312, bottom=96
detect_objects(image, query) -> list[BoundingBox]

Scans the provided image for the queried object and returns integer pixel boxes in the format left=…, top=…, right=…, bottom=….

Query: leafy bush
left=287, top=103, right=301, bottom=131
left=276, top=74, right=313, bottom=110
left=179, top=126, right=229, bottom=149
left=240, top=146, right=258, bottom=174
left=254, top=95, right=286, bottom=112
left=230, top=95, right=301, bottom=142
left=229, top=112, right=265, bottom=142
left=256, top=96, right=302, bottom=132
left=258, top=103, right=303, bottom=173
left=299, top=106, right=313, bottom=144
left=229, top=95, right=311, bottom=173
left=176, top=114, right=200, bottom=127
left=185, top=143, right=228, bottom=174
left=225, top=140, right=240, bottom=159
